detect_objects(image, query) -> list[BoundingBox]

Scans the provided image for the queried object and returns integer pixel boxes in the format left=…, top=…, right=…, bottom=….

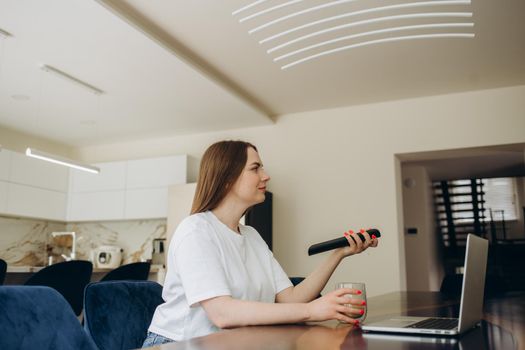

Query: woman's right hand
left=305, top=288, right=364, bottom=325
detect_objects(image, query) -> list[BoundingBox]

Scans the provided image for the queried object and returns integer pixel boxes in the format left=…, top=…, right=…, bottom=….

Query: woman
left=143, top=140, right=378, bottom=346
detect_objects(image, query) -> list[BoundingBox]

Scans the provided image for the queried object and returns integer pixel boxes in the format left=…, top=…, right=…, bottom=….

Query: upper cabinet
left=7, top=183, right=67, bottom=221
left=1, top=149, right=69, bottom=221
left=0, top=149, right=11, bottom=181
left=0, top=149, right=188, bottom=222
left=127, top=156, right=187, bottom=189
left=70, top=162, right=126, bottom=193
left=0, top=181, right=8, bottom=213
left=9, top=150, right=69, bottom=192
left=67, top=155, right=187, bottom=221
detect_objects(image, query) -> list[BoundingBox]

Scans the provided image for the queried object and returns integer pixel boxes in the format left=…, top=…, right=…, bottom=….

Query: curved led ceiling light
left=232, top=0, right=270, bottom=16
left=259, top=0, right=471, bottom=43
left=244, top=0, right=360, bottom=34
left=274, top=22, right=474, bottom=61
left=280, top=33, right=475, bottom=70
left=267, top=12, right=472, bottom=53
left=232, top=0, right=475, bottom=70
left=239, top=0, right=303, bottom=23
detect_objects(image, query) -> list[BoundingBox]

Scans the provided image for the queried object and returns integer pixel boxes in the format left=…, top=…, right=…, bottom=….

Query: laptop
left=362, top=234, right=488, bottom=336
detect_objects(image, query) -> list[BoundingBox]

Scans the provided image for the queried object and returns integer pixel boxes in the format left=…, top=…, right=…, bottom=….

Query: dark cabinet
left=245, top=191, right=273, bottom=250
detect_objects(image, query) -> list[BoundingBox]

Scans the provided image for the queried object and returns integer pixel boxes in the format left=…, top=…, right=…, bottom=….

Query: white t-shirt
left=148, top=211, right=293, bottom=341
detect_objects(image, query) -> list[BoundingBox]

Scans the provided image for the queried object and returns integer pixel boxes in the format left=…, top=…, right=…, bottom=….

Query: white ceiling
left=400, top=143, right=525, bottom=180
left=0, top=0, right=524, bottom=147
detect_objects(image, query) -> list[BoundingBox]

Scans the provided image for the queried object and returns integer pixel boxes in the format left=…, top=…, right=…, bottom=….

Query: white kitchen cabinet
left=126, top=155, right=187, bottom=189
left=68, top=191, right=125, bottom=221
left=0, top=149, right=11, bottom=180
left=167, top=183, right=197, bottom=246
left=1, top=146, right=188, bottom=221
left=0, top=180, right=8, bottom=212
left=125, top=187, right=168, bottom=219
left=9, top=150, right=69, bottom=192
left=70, top=161, right=126, bottom=193
left=7, top=183, right=67, bottom=221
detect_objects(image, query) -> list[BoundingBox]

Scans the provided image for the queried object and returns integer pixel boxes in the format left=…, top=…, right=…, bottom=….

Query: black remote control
left=308, top=229, right=381, bottom=256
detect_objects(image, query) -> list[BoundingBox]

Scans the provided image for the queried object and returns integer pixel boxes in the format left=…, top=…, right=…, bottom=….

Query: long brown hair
left=191, top=140, right=257, bottom=214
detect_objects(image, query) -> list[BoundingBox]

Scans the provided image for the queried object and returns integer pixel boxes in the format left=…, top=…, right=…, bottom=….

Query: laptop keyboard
left=405, top=318, right=458, bottom=330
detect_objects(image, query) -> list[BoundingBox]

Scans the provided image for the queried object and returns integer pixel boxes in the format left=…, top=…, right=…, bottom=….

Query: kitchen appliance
left=94, top=245, right=123, bottom=268
left=151, top=238, right=166, bottom=265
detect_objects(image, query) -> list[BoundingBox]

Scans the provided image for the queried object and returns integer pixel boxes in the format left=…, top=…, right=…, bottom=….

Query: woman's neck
left=212, top=199, right=246, bottom=233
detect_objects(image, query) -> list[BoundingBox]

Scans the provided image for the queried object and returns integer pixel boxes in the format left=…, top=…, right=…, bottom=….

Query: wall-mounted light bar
left=280, top=33, right=475, bottom=70
left=26, top=148, right=100, bottom=174
left=40, top=64, right=104, bottom=95
left=0, top=28, right=13, bottom=38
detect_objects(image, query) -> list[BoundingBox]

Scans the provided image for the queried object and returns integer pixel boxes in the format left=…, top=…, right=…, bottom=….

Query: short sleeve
left=270, top=253, right=293, bottom=294
left=174, top=227, right=232, bottom=307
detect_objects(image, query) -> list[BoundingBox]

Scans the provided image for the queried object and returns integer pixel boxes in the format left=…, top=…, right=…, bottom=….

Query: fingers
left=336, top=304, right=365, bottom=317
left=334, top=288, right=362, bottom=297
left=343, top=231, right=357, bottom=250
left=337, top=296, right=367, bottom=307
left=360, top=229, right=371, bottom=249
left=336, top=313, right=359, bottom=325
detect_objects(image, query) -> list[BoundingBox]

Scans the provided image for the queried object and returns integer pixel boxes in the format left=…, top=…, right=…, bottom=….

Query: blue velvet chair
left=24, top=260, right=93, bottom=316
left=0, top=285, right=97, bottom=350
left=83, top=280, right=164, bottom=350
left=0, top=258, right=6, bottom=285
left=100, top=262, right=151, bottom=282
left=290, top=276, right=322, bottom=299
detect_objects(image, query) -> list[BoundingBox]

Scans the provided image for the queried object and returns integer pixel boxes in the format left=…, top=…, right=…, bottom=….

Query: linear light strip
left=240, top=0, right=303, bottom=23
left=0, top=28, right=13, bottom=38
left=259, top=0, right=471, bottom=42
left=274, top=22, right=474, bottom=61
left=281, top=33, right=475, bottom=70
left=40, top=64, right=104, bottom=95
left=232, top=0, right=269, bottom=16
left=26, top=148, right=100, bottom=174
left=268, top=12, right=473, bottom=53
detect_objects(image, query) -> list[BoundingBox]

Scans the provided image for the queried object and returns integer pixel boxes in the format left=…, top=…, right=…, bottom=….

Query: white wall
left=401, top=165, right=444, bottom=291
left=72, top=85, right=525, bottom=297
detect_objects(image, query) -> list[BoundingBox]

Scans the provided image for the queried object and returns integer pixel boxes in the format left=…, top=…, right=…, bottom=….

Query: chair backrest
left=440, top=273, right=507, bottom=298
left=0, top=286, right=97, bottom=350
left=83, top=280, right=164, bottom=350
left=100, top=262, right=151, bottom=282
left=0, top=259, right=7, bottom=285
left=289, top=276, right=322, bottom=299
left=24, top=260, right=93, bottom=316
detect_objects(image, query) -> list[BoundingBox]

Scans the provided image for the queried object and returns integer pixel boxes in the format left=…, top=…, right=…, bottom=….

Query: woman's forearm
left=279, top=250, right=344, bottom=303
left=202, top=296, right=310, bottom=328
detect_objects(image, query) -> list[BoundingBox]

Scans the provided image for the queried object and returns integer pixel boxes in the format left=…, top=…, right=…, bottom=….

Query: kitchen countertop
left=7, top=264, right=163, bottom=273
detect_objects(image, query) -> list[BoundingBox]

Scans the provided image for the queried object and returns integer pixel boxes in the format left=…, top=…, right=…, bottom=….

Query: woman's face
left=230, top=147, right=270, bottom=207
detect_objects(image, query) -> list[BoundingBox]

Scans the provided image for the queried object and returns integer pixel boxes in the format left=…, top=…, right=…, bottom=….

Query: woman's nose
left=261, top=169, right=270, bottom=181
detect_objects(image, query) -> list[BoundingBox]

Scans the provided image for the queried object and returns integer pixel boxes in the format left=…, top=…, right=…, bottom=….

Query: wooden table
left=146, top=291, right=525, bottom=350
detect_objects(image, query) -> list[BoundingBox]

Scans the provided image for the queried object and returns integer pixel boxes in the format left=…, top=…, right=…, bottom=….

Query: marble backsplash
left=0, top=215, right=166, bottom=266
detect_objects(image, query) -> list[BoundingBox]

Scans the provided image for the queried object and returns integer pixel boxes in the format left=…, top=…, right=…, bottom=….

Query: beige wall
left=0, top=125, right=72, bottom=156
left=69, top=85, right=525, bottom=297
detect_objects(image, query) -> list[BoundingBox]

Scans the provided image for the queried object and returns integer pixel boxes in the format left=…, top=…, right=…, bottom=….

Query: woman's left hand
left=336, top=229, right=379, bottom=258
